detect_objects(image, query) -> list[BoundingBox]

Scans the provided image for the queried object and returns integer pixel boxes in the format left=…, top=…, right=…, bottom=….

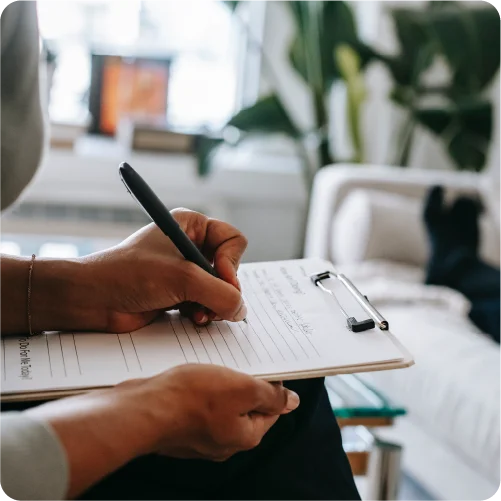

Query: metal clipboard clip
left=310, top=271, right=389, bottom=333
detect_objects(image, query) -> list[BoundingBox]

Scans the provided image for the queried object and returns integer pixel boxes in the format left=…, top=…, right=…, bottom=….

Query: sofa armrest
left=304, top=164, right=486, bottom=261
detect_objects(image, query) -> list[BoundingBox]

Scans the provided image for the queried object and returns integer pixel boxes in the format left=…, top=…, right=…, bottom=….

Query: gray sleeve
left=1, top=412, right=68, bottom=500
left=1, top=0, right=45, bottom=211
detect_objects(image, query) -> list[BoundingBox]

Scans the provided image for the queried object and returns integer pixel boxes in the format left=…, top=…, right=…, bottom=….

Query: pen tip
left=243, top=318, right=248, bottom=324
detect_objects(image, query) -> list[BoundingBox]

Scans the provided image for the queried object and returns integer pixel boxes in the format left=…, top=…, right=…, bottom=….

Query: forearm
left=26, top=390, right=160, bottom=499
left=1, top=255, right=108, bottom=335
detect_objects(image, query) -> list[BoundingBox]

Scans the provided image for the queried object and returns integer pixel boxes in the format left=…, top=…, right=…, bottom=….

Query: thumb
left=182, top=263, right=247, bottom=322
left=242, top=391, right=298, bottom=448
left=252, top=380, right=300, bottom=415
left=245, top=413, right=280, bottom=446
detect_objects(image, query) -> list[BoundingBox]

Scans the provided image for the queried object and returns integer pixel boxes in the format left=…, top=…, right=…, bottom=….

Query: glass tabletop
left=326, top=374, right=406, bottom=419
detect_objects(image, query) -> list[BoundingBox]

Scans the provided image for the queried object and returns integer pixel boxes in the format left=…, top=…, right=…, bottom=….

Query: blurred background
left=1, top=2, right=499, bottom=500
left=3, top=0, right=499, bottom=261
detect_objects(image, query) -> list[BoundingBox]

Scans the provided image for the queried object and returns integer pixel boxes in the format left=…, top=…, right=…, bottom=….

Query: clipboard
left=1, top=258, right=414, bottom=403
left=311, top=271, right=388, bottom=333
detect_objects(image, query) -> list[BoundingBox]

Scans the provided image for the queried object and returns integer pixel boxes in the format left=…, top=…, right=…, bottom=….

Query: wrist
left=31, top=258, right=108, bottom=332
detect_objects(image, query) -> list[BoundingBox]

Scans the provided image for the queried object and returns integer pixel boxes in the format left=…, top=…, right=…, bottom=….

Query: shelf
left=11, top=136, right=309, bottom=261
left=27, top=136, right=307, bottom=209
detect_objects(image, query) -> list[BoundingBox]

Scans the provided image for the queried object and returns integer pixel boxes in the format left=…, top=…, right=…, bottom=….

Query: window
left=37, top=0, right=248, bottom=129
left=1, top=234, right=120, bottom=257
left=0, top=242, right=21, bottom=256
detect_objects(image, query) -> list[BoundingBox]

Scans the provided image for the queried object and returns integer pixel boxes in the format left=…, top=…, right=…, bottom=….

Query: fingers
left=178, top=302, right=217, bottom=326
left=182, top=263, right=247, bottom=321
left=171, top=209, right=247, bottom=291
left=209, top=221, right=247, bottom=290
left=192, top=308, right=211, bottom=325
left=179, top=302, right=211, bottom=325
left=197, top=215, right=249, bottom=279
left=149, top=366, right=299, bottom=462
left=235, top=383, right=300, bottom=453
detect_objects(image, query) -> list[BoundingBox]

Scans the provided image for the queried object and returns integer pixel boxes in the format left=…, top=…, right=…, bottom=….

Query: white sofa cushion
left=331, top=189, right=427, bottom=266
left=331, top=189, right=500, bottom=267
left=361, top=302, right=500, bottom=483
left=339, top=261, right=500, bottom=486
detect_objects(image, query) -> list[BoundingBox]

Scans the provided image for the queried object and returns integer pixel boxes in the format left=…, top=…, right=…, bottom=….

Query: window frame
left=38, top=0, right=266, bottom=129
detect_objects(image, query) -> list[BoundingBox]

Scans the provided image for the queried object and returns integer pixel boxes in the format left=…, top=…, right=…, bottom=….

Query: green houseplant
left=197, top=1, right=370, bottom=191
left=372, top=1, right=500, bottom=171
left=198, top=1, right=499, bottom=181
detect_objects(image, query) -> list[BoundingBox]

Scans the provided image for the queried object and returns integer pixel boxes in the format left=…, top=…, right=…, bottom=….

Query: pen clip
left=311, top=271, right=389, bottom=332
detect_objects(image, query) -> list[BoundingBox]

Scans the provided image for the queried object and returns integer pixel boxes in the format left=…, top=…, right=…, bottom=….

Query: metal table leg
left=366, top=438, right=402, bottom=500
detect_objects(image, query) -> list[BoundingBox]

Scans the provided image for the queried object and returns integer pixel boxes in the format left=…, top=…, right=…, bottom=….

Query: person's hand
left=87, top=208, right=248, bottom=332
left=113, top=364, right=299, bottom=460
left=26, top=364, right=300, bottom=498
left=29, top=208, right=248, bottom=333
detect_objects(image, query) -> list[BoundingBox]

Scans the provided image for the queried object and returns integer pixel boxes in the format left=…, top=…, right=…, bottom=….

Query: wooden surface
left=346, top=451, right=370, bottom=476
left=339, top=416, right=395, bottom=476
left=338, top=416, right=394, bottom=428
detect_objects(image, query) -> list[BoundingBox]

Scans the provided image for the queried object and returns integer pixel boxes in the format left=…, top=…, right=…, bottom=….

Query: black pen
left=118, top=162, right=247, bottom=323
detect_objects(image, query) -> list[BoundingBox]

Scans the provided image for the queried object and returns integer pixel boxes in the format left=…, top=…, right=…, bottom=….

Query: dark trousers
left=4, top=378, right=360, bottom=500
left=427, top=249, right=500, bottom=343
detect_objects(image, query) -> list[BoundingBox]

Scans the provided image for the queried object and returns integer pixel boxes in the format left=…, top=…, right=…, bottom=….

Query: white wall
left=6, top=138, right=307, bottom=262
left=259, top=1, right=500, bottom=173
left=259, top=1, right=314, bottom=133
left=359, top=1, right=454, bottom=169
left=360, top=1, right=500, bottom=172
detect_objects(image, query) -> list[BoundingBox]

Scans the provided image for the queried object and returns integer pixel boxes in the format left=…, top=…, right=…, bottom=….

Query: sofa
left=305, top=165, right=500, bottom=500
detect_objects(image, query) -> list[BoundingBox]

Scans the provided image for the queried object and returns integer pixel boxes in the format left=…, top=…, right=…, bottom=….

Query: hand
left=114, top=365, right=299, bottom=460
left=27, top=365, right=300, bottom=498
left=27, top=209, right=248, bottom=334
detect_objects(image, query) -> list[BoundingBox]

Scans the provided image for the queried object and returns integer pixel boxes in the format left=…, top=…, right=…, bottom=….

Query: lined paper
left=1, top=258, right=404, bottom=396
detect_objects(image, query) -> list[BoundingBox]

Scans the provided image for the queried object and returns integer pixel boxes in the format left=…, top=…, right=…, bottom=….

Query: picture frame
left=89, top=53, right=171, bottom=136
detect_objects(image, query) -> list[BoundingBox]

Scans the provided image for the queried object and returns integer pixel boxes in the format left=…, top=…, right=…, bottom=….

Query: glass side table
left=326, top=374, right=406, bottom=501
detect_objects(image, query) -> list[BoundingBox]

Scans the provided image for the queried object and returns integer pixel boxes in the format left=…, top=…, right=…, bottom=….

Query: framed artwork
left=89, top=54, right=170, bottom=135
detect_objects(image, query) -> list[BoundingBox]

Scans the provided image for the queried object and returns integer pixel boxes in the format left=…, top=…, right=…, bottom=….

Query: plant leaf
left=414, top=99, right=492, bottom=171
left=427, top=1, right=462, bottom=11
left=195, top=136, right=224, bottom=177
left=390, top=86, right=415, bottom=107
left=227, top=94, right=301, bottom=137
left=335, top=44, right=366, bottom=162
left=428, top=4, right=500, bottom=94
left=223, top=1, right=240, bottom=12
left=387, top=8, right=434, bottom=86
left=287, top=1, right=369, bottom=88
left=392, top=9, right=430, bottom=65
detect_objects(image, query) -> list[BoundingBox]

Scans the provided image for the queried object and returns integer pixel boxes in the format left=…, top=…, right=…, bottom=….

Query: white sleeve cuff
left=1, top=412, right=69, bottom=500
